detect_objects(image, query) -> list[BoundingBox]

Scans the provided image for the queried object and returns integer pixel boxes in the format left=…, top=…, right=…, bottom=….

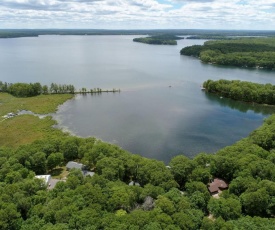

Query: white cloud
left=0, top=0, right=274, bottom=29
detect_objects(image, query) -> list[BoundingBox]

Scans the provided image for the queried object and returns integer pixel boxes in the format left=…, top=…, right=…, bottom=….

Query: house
left=66, top=161, right=85, bottom=171
left=208, top=178, right=228, bottom=195
left=35, top=175, right=51, bottom=186
left=83, top=170, right=95, bottom=177
left=66, top=161, right=95, bottom=177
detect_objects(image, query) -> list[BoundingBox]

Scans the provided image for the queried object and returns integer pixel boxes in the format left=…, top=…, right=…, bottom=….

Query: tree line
left=1, top=112, right=275, bottom=228
left=133, top=37, right=177, bottom=45
left=0, top=81, right=76, bottom=97
left=0, top=81, right=116, bottom=98
left=203, top=79, right=275, bottom=105
left=133, top=35, right=183, bottom=45
left=180, top=37, right=275, bottom=70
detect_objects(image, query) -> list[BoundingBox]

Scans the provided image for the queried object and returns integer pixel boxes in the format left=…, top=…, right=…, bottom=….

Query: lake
left=1, top=35, right=275, bottom=163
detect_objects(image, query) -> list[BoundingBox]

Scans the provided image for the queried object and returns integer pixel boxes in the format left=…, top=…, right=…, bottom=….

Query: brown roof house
left=208, top=178, right=228, bottom=196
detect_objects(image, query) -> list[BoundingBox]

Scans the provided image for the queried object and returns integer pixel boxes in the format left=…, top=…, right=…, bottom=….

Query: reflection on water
left=54, top=85, right=274, bottom=164
left=204, top=92, right=275, bottom=115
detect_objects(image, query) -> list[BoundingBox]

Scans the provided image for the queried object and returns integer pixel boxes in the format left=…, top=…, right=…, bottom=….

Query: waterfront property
left=66, top=161, right=94, bottom=177
left=208, top=178, right=229, bottom=196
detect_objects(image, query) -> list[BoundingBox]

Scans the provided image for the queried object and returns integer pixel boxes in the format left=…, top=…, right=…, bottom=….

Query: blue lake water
left=1, top=35, right=275, bottom=163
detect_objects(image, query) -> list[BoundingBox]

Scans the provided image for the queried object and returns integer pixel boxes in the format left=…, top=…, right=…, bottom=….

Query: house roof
left=83, top=171, right=95, bottom=177
left=66, top=161, right=84, bottom=170
left=129, top=181, right=140, bottom=186
left=208, top=178, right=228, bottom=193
left=35, top=175, right=51, bottom=185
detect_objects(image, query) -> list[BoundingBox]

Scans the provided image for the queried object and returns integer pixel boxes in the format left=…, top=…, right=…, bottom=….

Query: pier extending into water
left=75, top=88, right=121, bottom=94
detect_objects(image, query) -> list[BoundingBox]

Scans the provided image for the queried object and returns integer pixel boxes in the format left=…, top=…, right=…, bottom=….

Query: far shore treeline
left=180, top=37, right=275, bottom=70
left=0, top=81, right=118, bottom=98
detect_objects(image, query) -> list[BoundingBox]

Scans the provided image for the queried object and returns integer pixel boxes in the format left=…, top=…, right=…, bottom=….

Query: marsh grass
left=0, top=93, right=73, bottom=147
left=0, top=115, right=68, bottom=147
left=0, top=93, right=74, bottom=116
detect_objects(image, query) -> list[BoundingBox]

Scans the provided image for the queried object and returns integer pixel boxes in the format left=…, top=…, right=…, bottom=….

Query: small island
left=133, top=34, right=184, bottom=45
left=180, top=37, right=275, bottom=70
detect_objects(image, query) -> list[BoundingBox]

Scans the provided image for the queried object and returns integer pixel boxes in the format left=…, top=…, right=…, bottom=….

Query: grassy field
left=0, top=93, right=74, bottom=147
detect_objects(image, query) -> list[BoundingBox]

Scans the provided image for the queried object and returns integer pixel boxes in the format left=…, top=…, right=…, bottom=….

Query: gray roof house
left=66, top=161, right=95, bottom=177
left=66, top=161, right=85, bottom=170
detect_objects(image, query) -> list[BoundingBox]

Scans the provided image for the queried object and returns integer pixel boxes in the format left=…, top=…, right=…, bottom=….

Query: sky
left=0, top=0, right=275, bottom=30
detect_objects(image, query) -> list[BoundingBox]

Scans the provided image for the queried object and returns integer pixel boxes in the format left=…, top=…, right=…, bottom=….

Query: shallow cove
left=1, top=35, right=275, bottom=163
left=54, top=85, right=274, bottom=163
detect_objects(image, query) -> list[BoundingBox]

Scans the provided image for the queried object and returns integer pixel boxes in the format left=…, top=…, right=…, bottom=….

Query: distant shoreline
left=1, top=29, right=275, bottom=39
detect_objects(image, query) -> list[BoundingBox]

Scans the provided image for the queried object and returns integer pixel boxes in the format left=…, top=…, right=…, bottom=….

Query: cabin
left=208, top=178, right=228, bottom=196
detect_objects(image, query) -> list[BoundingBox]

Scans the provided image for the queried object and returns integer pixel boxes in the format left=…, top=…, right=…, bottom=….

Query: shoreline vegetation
left=133, top=35, right=183, bottom=45
left=1, top=87, right=275, bottom=228
left=180, top=37, right=275, bottom=70
left=0, top=92, right=72, bottom=147
left=203, top=79, right=275, bottom=105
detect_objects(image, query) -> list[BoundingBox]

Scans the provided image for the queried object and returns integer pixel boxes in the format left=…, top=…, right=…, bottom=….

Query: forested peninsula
left=180, top=37, right=275, bottom=70
left=203, top=79, right=275, bottom=105
left=1, top=79, right=275, bottom=229
left=133, top=35, right=183, bottom=45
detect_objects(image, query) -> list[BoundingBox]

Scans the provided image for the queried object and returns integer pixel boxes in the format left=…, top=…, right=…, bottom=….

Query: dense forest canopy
left=203, top=79, right=275, bottom=105
left=180, top=37, right=275, bottom=70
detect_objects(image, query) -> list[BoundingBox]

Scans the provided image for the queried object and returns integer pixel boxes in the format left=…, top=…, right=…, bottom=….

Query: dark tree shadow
left=49, top=168, right=63, bottom=177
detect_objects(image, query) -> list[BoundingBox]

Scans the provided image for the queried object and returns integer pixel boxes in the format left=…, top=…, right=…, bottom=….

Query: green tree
left=208, top=197, right=242, bottom=220
left=47, top=152, right=64, bottom=171
left=169, top=155, right=196, bottom=188
left=155, top=195, right=176, bottom=215
left=240, top=188, right=270, bottom=216
left=30, top=152, right=47, bottom=174
left=172, top=209, right=204, bottom=230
